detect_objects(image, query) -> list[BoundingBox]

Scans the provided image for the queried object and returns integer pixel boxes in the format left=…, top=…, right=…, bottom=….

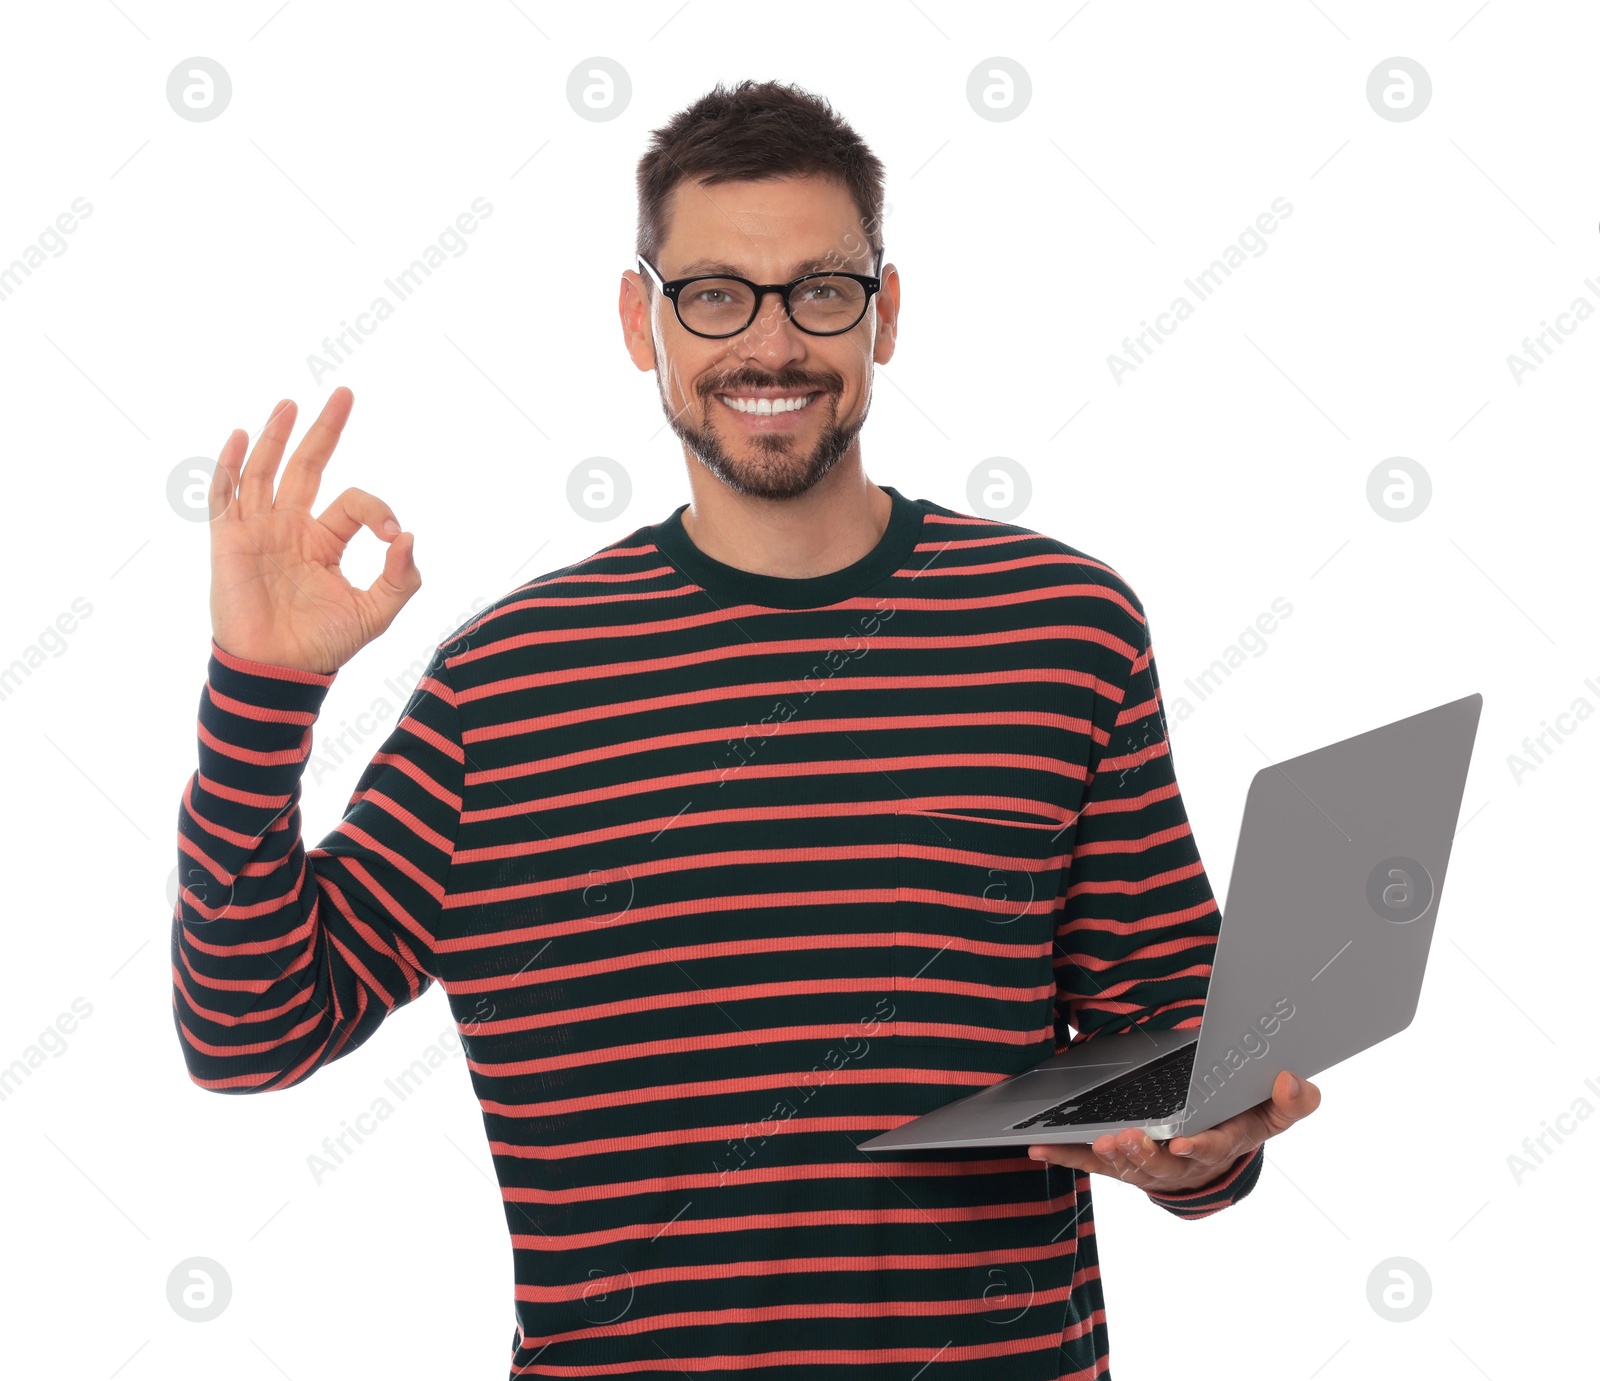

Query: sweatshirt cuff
left=210, top=638, right=337, bottom=688
left=196, top=641, right=338, bottom=810
left=206, top=640, right=337, bottom=723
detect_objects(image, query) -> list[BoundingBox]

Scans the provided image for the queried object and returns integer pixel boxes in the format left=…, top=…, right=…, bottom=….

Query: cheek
left=661, top=359, right=704, bottom=406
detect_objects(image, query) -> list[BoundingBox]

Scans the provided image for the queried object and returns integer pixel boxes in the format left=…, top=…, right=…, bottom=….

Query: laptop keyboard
left=1010, top=1043, right=1196, bottom=1130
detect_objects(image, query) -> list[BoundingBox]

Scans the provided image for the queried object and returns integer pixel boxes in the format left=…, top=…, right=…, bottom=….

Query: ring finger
left=237, top=398, right=298, bottom=517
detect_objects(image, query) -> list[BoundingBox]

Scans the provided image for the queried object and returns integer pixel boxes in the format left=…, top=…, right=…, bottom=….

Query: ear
left=871, top=263, right=900, bottom=367
left=619, top=270, right=657, bottom=373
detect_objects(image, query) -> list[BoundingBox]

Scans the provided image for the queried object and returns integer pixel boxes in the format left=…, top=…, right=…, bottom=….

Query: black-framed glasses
left=636, top=251, right=884, bottom=339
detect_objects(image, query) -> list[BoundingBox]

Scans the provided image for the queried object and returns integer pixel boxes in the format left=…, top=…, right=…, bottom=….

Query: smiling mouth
left=714, top=391, right=821, bottom=416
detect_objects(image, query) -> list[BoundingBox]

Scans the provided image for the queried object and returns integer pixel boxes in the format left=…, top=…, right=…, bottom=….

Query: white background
left=0, top=0, right=1593, bottom=1376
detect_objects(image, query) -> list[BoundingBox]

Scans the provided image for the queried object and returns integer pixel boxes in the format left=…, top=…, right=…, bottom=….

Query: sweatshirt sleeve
left=1050, top=591, right=1264, bottom=1218
left=171, top=639, right=463, bottom=1093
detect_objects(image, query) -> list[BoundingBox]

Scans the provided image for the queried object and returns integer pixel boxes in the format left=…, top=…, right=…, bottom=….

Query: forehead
left=658, top=174, right=874, bottom=277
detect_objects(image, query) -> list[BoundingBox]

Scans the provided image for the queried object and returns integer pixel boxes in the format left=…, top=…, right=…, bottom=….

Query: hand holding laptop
left=1024, top=1067, right=1322, bottom=1193
left=859, top=693, right=1480, bottom=1157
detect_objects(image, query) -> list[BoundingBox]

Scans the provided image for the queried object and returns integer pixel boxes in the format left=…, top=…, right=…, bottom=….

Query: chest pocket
left=892, top=807, right=1068, bottom=1052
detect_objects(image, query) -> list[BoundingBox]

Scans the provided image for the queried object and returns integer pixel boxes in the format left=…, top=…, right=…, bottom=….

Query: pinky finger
left=211, top=429, right=246, bottom=522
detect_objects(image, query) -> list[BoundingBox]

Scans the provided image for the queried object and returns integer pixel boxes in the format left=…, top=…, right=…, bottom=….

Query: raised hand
left=208, top=387, right=421, bottom=674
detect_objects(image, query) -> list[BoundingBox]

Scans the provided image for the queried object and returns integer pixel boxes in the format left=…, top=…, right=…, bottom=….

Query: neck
left=679, top=458, right=891, bottom=581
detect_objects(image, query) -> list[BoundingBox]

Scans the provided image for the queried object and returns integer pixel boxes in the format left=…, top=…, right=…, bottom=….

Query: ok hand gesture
left=208, top=387, right=420, bottom=675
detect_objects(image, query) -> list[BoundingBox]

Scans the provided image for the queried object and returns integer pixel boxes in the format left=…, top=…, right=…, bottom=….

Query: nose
left=733, top=289, right=808, bottom=370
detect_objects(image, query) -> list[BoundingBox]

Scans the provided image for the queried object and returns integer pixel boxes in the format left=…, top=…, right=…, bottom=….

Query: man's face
left=621, top=173, right=899, bottom=500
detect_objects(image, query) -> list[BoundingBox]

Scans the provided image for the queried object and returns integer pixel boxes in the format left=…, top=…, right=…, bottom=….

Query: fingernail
left=1286, top=1074, right=1300, bottom=1096
left=383, top=518, right=400, bottom=536
left=1028, top=1148, right=1044, bottom=1160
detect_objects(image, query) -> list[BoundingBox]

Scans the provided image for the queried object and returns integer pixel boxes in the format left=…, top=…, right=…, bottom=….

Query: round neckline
left=652, top=484, right=924, bottom=610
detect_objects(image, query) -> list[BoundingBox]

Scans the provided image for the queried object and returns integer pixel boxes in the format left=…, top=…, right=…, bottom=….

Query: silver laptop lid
left=1176, top=692, right=1483, bottom=1135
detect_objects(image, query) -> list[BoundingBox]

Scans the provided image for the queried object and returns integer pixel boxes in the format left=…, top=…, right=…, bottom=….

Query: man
left=173, top=79, right=1319, bottom=1379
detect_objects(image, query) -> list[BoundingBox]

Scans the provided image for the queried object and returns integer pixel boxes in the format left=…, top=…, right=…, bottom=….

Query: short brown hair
left=635, top=79, right=887, bottom=276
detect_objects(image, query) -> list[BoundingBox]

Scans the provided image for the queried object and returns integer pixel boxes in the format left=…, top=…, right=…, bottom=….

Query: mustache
left=700, top=370, right=841, bottom=397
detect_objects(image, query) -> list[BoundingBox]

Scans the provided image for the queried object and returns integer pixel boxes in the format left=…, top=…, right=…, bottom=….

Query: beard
left=658, top=365, right=868, bottom=501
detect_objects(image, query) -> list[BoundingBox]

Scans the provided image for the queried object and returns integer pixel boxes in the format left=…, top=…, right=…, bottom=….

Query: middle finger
left=237, top=397, right=297, bottom=516
left=275, top=386, right=355, bottom=512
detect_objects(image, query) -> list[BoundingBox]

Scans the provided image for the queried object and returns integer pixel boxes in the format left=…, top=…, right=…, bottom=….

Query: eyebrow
left=672, top=255, right=865, bottom=279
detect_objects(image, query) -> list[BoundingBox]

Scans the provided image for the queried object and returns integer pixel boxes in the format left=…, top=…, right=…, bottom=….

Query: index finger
left=273, top=386, right=355, bottom=512
left=1166, top=1122, right=1247, bottom=1163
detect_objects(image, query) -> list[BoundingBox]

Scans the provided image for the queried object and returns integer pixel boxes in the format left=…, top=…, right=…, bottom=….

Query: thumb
left=1264, top=1069, right=1320, bottom=1134
left=366, top=530, right=422, bottom=632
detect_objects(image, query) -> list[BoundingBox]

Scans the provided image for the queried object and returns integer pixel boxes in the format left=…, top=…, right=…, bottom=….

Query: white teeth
left=718, top=393, right=815, bottom=415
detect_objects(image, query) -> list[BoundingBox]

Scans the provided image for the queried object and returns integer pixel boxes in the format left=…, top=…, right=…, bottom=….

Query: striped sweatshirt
left=172, top=483, right=1263, bottom=1379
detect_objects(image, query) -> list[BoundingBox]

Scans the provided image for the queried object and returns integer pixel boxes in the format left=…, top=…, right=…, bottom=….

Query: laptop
left=859, top=692, right=1483, bottom=1152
